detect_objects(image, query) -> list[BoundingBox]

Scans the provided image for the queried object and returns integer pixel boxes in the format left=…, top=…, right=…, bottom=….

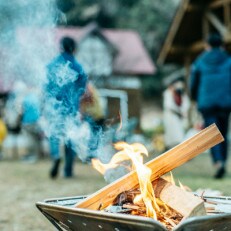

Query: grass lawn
left=172, top=152, right=231, bottom=195
left=0, top=150, right=231, bottom=231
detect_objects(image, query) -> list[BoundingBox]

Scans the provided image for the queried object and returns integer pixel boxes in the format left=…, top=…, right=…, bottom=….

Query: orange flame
left=178, top=180, right=192, bottom=192
left=91, top=151, right=131, bottom=175
left=92, top=141, right=160, bottom=219
left=162, top=172, right=176, bottom=185
left=178, top=180, right=185, bottom=190
left=170, top=172, right=176, bottom=185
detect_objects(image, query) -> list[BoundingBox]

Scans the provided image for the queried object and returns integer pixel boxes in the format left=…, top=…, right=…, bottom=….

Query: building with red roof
left=5, top=23, right=155, bottom=129
left=49, top=24, right=156, bottom=127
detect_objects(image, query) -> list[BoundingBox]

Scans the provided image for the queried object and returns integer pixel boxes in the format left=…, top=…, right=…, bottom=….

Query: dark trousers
left=64, top=140, right=75, bottom=177
left=201, top=110, right=230, bottom=165
left=50, top=137, right=75, bottom=177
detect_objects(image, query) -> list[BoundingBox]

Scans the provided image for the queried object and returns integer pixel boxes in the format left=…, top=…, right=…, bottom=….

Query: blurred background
left=0, top=0, right=231, bottom=230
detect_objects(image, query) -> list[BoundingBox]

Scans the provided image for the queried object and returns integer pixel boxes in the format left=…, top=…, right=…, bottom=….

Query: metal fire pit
left=36, top=195, right=231, bottom=231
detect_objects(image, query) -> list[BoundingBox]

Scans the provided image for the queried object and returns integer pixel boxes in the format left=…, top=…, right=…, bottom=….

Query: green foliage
left=57, top=0, right=178, bottom=58
left=141, top=64, right=181, bottom=99
left=57, top=0, right=179, bottom=98
left=141, top=74, right=164, bottom=98
left=116, top=0, right=177, bottom=58
left=142, top=124, right=164, bottom=139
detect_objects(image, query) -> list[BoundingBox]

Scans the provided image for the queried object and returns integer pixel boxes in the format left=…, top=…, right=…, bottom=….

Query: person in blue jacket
left=190, top=33, right=231, bottom=179
left=44, top=36, right=87, bottom=178
left=21, top=89, right=43, bottom=160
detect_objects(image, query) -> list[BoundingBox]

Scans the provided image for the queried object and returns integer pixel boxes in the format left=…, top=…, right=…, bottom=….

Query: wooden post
left=224, top=1, right=231, bottom=31
left=75, top=124, right=223, bottom=210
left=202, top=10, right=209, bottom=40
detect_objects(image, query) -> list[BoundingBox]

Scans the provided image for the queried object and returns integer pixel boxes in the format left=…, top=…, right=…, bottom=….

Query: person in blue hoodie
left=44, top=36, right=87, bottom=178
left=190, top=33, right=231, bottom=179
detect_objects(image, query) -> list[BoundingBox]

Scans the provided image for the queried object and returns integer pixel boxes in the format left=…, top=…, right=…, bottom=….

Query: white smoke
left=0, top=0, right=63, bottom=89
left=0, top=1, right=86, bottom=155
left=0, top=1, right=115, bottom=166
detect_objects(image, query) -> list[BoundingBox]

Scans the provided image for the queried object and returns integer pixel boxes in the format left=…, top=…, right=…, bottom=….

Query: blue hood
left=190, top=48, right=231, bottom=111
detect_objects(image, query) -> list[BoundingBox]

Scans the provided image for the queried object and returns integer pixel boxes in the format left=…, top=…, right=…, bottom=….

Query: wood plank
left=157, top=0, right=190, bottom=65
left=224, top=2, right=231, bottom=29
left=75, top=124, right=223, bottom=210
left=189, top=41, right=205, bottom=52
left=187, top=4, right=203, bottom=12
left=209, top=0, right=231, bottom=9
left=202, top=10, right=210, bottom=40
left=168, top=41, right=205, bottom=56
left=206, top=12, right=228, bottom=36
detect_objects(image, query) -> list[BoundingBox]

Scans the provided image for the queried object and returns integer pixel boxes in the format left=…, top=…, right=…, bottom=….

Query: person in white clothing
left=163, top=77, right=190, bottom=149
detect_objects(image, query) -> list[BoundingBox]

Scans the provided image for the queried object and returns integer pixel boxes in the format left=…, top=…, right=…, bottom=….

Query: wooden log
left=153, top=178, right=206, bottom=218
left=75, top=124, right=223, bottom=210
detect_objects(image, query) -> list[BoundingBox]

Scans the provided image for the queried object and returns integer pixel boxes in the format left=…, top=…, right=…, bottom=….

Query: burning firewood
left=108, top=185, right=184, bottom=230
left=152, top=178, right=206, bottom=218
left=75, top=124, right=223, bottom=230
left=106, top=177, right=205, bottom=229
left=76, top=124, right=223, bottom=209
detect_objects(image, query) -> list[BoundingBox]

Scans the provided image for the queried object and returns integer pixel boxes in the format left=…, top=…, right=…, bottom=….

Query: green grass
left=146, top=151, right=231, bottom=196
left=171, top=153, right=231, bottom=195
left=0, top=160, right=107, bottom=231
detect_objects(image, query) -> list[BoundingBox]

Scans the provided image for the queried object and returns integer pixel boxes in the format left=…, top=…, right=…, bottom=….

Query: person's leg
left=85, top=116, right=101, bottom=160
left=20, top=125, right=36, bottom=161
left=64, top=140, right=75, bottom=178
left=216, top=112, right=230, bottom=164
left=32, top=124, right=44, bottom=159
left=202, top=111, right=229, bottom=178
left=23, top=124, right=41, bottom=160
left=202, top=113, right=222, bottom=164
left=49, top=136, right=61, bottom=179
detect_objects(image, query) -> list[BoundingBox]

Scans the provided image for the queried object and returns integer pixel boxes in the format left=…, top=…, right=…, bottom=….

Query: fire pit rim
left=36, top=201, right=166, bottom=227
left=36, top=195, right=231, bottom=231
left=173, top=213, right=231, bottom=231
left=36, top=196, right=168, bottom=230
